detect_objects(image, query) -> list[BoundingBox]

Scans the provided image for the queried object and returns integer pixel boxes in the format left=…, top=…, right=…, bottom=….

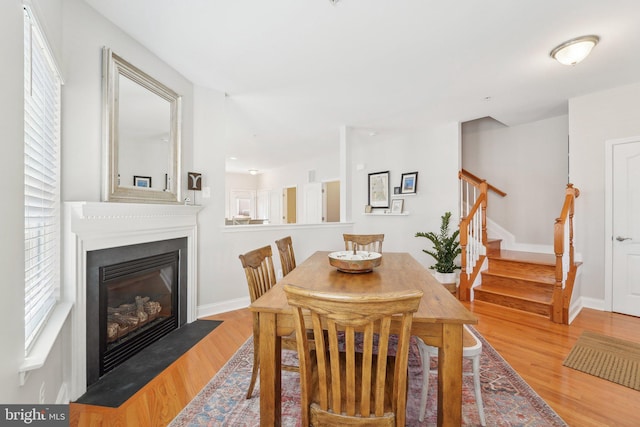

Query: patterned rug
left=170, top=328, right=566, bottom=426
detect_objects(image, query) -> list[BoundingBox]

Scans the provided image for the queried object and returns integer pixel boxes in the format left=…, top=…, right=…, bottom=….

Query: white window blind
left=23, top=7, right=62, bottom=353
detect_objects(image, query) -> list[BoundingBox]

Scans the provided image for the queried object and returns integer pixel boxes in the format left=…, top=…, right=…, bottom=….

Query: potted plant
left=415, top=211, right=461, bottom=283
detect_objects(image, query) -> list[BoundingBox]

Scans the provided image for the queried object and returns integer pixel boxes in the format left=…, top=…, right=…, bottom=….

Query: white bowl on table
left=328, top=250, right=382, bottom=273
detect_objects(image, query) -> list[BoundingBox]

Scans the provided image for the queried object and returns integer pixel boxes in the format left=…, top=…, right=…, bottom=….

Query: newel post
left=459, top=216, right=470, bottom=301
left=552, top=217, right=564, bottom=323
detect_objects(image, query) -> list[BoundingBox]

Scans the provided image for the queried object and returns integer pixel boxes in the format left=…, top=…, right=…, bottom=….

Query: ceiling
left=83, top=0, right=640, bottom=174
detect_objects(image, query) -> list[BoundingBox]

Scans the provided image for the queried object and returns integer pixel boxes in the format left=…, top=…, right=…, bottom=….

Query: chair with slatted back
left=343, top=233, right=385, bottom=253
left=284, top=283, right=422, bottom=427
left=275, top=236, right=296, bottom=277
left=239, top=245, right=300, bottom=399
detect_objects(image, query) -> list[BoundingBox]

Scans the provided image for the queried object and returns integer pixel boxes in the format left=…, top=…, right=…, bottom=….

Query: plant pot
left=434, top=272, right=457, bottom=284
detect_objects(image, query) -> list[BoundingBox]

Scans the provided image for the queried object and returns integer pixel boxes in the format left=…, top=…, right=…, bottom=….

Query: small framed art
left=134, top=175, right=152, bottom=188
left=400, top=172, right=418, bottom=194
left=391, top=199, right=404, bottom=214
left=368, top=171, right=390, bottom=208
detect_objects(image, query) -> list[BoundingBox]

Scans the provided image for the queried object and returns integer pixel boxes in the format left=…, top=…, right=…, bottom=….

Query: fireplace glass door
left=86, top=237, right=188, bottom=387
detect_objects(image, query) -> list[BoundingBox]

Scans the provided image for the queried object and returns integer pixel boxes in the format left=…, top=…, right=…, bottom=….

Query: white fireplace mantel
left=64, top=201, right=202, bottom=400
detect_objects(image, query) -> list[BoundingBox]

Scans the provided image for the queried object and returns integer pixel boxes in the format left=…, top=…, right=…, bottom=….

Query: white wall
left=347, top=123, right=461, bottom=269
left=569, top=81, right=640, bottom=303
left=192, top=85, right=229, bottom=316
left=462, top=115, right=568, bottom=246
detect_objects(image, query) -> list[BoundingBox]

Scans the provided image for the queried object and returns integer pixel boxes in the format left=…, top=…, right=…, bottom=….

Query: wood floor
left=69, top=302, right=640, bottom=427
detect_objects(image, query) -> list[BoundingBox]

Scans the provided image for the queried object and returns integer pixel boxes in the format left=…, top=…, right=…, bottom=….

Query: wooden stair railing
left=460, top=169, right=507, bottom=198
left=458, top=170, right=506, bottom=301
left=552, top=183, right=580, bottom=324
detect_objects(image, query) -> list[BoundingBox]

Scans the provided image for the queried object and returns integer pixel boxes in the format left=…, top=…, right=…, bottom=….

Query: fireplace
left=66, top=202, right=201, bottom=399
left=85, top=238, right=188, bottom=386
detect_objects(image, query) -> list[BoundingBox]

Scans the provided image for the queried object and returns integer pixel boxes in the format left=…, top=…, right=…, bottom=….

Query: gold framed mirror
left=102, top=47, right=182, bottom=203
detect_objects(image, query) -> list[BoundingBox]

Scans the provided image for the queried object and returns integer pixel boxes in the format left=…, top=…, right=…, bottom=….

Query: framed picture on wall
left=368, top=171, right=390, bottom=208
left=134, top=175, right=152, bottom=188
left=391, top=199, right=404, bottom=214
left=400, top=172, right=418, bottom=194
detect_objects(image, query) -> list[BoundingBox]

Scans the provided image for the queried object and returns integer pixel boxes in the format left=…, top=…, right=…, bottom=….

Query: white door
left=304, top=182, right=322, bottom=224
left=612, top=139, right=640, bottom=316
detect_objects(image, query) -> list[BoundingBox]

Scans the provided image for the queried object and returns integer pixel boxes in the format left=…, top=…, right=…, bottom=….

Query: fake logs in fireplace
left=106, top=295, right=163, bottom=342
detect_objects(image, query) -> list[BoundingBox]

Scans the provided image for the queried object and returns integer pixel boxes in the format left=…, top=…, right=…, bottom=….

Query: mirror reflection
left=118, top=75, right=171, bottom=191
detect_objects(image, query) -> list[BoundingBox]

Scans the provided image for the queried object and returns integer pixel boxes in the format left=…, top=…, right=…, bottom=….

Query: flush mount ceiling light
left=550, top=35, right=599, bottom=66
left=249, top=169, right=258, bottom=175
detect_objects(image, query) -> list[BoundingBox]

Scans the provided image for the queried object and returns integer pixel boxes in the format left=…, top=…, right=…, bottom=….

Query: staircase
left=457, top=170, right=581, bottom=324
left=473, top=240, right=556, bottom=317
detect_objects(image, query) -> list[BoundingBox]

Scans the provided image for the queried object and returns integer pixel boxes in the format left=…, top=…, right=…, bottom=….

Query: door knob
left=616, top=236, right=632, bottom=242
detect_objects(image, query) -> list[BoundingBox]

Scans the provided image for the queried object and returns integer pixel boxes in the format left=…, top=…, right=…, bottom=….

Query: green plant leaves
left=415, top=211, right=461, bottom=273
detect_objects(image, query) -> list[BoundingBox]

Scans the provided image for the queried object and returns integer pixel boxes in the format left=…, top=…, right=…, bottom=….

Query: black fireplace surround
left=85, top=237, right=188, bottom=387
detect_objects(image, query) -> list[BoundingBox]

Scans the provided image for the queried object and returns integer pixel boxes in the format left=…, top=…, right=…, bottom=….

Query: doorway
left=323, top=180, right=340, bottom=222
left=606, top=136, right=640, bottom=316
left=282, top=186, right=297, bottom=224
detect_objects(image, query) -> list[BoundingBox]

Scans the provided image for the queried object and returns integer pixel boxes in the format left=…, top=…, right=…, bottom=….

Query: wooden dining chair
left=284, top=284, right=422, bottom=427
left=275, top=235, right=296, bottom=276
left=239, top=245, right=300, bottom=399
left=343, top=233, right=385, bottom=253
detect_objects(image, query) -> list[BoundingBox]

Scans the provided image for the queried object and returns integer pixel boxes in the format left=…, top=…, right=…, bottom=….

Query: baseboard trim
left=197, top=297, right=250, bottom=318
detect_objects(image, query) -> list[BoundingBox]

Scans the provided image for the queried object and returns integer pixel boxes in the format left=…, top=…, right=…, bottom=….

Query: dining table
left=249, top=250, right=478, bottom=426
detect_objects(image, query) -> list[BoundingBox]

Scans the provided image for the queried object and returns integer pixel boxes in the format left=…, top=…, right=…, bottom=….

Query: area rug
left=75, top=319, right=222, bottom=407
left=169, top=328, right=566, bottom=426
left=563, top=330, right=640, bottom=391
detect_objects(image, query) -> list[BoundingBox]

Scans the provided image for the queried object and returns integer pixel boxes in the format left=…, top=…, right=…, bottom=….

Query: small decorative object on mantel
left=188, top=172, right=202, bottom=191
left=368, top=171, right=390, bottom=209
left=186, top=171, right=202, bottom=205
left=401, top=171, right=418, bottom=194
left=415, top=211, right=461, bottom=284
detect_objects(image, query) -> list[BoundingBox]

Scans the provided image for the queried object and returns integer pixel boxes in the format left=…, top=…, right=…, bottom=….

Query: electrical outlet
left=39, top=382, right=45, bottom=404
left=202, top=186, right=211, bottom=198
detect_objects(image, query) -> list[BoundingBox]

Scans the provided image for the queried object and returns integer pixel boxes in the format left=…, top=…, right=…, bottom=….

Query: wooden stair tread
left=482, top=269, right=556, bottom=285
left=489, top=249, right=556, bottom=265
left=475, top=283, right=552, bottom=303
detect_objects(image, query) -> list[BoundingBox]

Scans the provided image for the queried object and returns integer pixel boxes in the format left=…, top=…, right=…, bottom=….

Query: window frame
left=20, top=3, right=71, bottom=385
